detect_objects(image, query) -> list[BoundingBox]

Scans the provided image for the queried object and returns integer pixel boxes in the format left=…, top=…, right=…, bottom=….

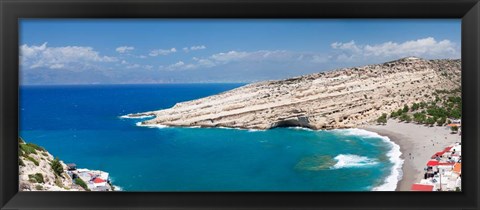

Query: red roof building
left=93, top=177, right=105, bottom=183
left=427, top=160, right=439, bottom=167
left=437, top=162, right=456, bottom=166
left=431, top=152, right=445, bottom=159
left=426, top=160, right=455, bottom=167
left=411, top=184, right=434, bottom=191
left=443, top=146, right=453, bottom=152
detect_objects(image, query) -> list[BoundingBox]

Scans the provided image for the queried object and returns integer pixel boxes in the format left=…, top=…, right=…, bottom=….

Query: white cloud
left=331, top=40, right=361, bottom=53
left=149, top=48, right=177, bottom=56
left=183, top=45, right=207, bottom=52
left=194, top=58, right=216, bottom=68
left=330, top=37, right=459, bottom=62
left=20, top=42, right=117, bottom=70
left=161, top=50, right=327, bottom=71
left=116, top=46, right=134, bottom=53
left=126, top=64, right=141, bottom=69
left=191, top=45, right=206, bottom=50
left=210, top=51, right=250, bottom=62
left=126, top=63, right=154, bottom=70
left=171, top=61, right=185, bottom=67
left=160, top=61, right=193, bottom=71
left=209, top=50, right=327, bottom=64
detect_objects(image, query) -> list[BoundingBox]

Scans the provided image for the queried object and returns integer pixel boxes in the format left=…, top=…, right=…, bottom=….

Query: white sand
left=363, top=119, right=461, bottom=191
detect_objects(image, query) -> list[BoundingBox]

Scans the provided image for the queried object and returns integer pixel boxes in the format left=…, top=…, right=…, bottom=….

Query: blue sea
left=19, top=84, right=403, bottom=191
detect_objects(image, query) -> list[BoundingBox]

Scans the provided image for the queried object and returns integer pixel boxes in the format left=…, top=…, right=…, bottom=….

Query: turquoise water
left=19, top=84, right=401, bottom=191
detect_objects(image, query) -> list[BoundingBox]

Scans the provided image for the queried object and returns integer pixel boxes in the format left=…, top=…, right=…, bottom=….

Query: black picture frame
left=1, top=0, right=479, bottom=209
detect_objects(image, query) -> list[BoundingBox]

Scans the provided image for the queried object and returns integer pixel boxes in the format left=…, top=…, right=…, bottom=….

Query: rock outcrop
left=18, top=138, right=84, bottom=191
left=128, top=57, right=461, bottom=130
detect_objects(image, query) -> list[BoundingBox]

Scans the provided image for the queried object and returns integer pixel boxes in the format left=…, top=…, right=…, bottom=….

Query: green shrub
left=390, top=111, right=398, bottom=118
left=437, top=117, right=446, bottom=126
left=376, top=113, right=387, bottom=124
left=399, top=113, right=411, bottom=123
left=50, top=157, right=64, bottom=177
left=25, top=143, right=45, bottom=152
left=426, top=117, right=436, bottom=126
left=413, top=112, right=426, bottom=124
left=19, top=141, right=46, bottom=157
left=25, top=156, right=39, bottom=166
left=54, top=175, right=64, bottom=188
left=28, top=173, right=44, bottom=183
left=449, top=107, right=461, bottom=119
left=391, top=109, right=404, bottom=118
left=35, top=185, right=43, bottom=190
left=19, top=144, right=37, bottom=155
left=419, top=101, right=428, bottom=109
left=74, top=178, right=90, bottom=191
left=402, top=105, right=409, bottom=113
left=451, top=126, right=459, bottom=133
left=448, top=96, right=461, bottom=104
left=411, top=103, right=420, bottom=111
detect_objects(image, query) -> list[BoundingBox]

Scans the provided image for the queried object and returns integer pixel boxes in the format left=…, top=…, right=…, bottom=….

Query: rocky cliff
left=18, top=138, right=84, bottom=191
left=128, top=57, right=461, bottom=130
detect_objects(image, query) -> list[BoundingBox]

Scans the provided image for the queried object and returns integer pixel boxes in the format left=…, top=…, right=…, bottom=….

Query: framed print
left=1, top=0, right=479, bottom=209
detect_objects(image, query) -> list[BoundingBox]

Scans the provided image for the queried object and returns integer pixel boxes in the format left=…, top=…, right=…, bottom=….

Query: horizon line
left=19, top=82, right=251, bottom=87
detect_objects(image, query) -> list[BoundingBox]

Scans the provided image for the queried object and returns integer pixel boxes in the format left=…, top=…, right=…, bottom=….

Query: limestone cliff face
left=129, top=57, right=461, bottom=130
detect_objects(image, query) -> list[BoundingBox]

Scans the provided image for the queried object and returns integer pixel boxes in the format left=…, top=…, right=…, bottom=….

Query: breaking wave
left=135, top=122, right=169, bottom=129
left=120, top=114, right=154, bottom=119
left=335, top=128, right=404, bottom=191
left=331, top=154, right=378, bottom=169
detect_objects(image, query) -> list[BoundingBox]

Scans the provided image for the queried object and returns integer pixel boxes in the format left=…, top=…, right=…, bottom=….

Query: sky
left=20, top=19, right=461, bottom=85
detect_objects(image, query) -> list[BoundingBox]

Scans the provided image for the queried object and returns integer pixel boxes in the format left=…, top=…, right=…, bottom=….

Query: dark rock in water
left=294, top=155, right=337, bottom=171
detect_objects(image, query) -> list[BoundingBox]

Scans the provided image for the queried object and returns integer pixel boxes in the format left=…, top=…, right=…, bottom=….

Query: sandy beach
left=363, top=119, right=461, bottom=191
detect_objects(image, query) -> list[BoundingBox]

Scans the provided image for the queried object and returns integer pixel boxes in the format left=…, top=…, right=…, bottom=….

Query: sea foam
left=135, top=122, right=169, bottom=128
left=120, top=114, right=154, bottom=119
left=336, top=128, right=404, bottom=191
left=331, top=154, right=378, bottom=169
left=287, top=126, right=314, bottom=131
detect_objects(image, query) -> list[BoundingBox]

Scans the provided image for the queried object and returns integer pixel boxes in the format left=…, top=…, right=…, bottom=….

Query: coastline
left=133, top=120, right=405, bottom=191
left=363, top=119, right=461, bottom=191
left=132, top=116, right=460, bottom=191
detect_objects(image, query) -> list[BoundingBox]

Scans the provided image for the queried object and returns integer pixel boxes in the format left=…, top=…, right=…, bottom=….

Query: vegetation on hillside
left=19, top=137, right=47, bottom=166
left=376, top=113, right=387, bottom=125
left=378, top=88, right=461, bottom=127
left=50, top=157, right=64, bottom=178
left=19, top=142, right=45, bottom=156
left=74, top=178, right=90, bottom=191
left=19, top=138, right=66, bottom=189
left=28, top=173, right=45, bottom=183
